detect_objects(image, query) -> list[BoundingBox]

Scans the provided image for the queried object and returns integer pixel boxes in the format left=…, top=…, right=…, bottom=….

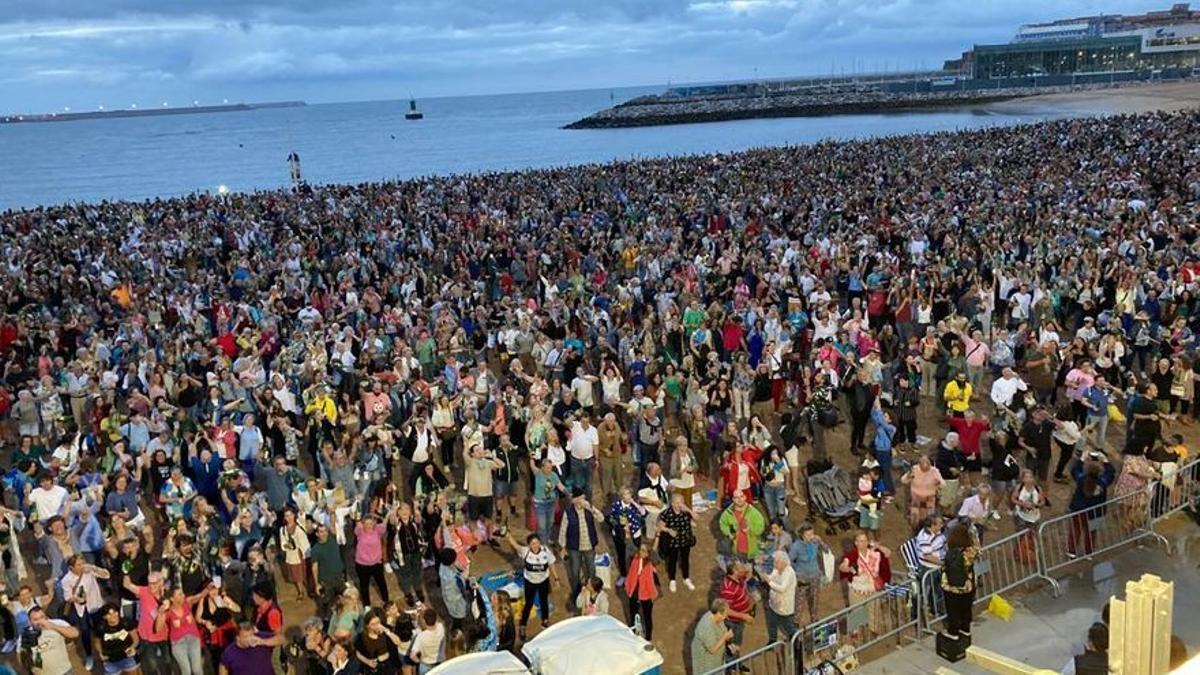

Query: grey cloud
left=0, top=0, right=1175, bottom=113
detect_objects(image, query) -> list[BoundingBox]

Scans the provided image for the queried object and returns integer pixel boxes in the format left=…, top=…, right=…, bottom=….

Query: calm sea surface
left=0, top=85, right=1115, bottom=210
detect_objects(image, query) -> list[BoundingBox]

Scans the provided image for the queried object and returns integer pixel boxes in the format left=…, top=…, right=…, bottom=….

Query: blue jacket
left=789, top=539, right=825, bottom=583
left=1084, top=386, right=1109, bottom=418
left=1069, top=462, right=1116, bottom=513
left=871, top=407, right=895, bottom=452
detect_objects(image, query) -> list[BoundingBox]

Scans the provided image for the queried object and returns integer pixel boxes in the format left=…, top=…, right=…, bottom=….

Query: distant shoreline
left=0, top=100, right=306, bottom=125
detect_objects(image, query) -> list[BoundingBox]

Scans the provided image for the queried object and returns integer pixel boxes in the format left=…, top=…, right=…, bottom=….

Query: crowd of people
left=0, top=107, right=1199, bottom=675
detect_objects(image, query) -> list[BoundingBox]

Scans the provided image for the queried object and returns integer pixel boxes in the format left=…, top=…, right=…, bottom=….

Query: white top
left=958, top=494, right=993, bottom=522
left=1052, top=420, right=1082, bottom=446
left=28, top=485, right=68, bottom=522
left=516, top=545, right=556, bottom=584
left=412, top=622, right=447, bottom=665
left=33, top=620, right=73, bottom=675
left=61, top=569, right=105, bottom=615
left=601, top=376, right=623, bottom=403
left=546, top=444, right=566, bottom=470
left=766, top=565, right=797, bottom=616
left=272, top=386, right=300, bottom=415
left=568, top=422, right=599, bottom=461
left=990, top=376, right=1028, bottom=407
left=1015, top=485, right=1043, bottom=524
left=571, top=377, right=596, bottom=407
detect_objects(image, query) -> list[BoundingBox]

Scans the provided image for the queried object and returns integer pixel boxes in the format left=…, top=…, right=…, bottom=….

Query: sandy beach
left=984, top=79, right=1200, bottom=115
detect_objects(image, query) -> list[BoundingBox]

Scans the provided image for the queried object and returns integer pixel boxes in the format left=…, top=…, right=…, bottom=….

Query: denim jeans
left=534, top=500, right=555, bottom=546
left=565, top=549, right=596, bottom=608
left=876, top=449, right=894, bottom=494
left=763, top=483, right=787, bottom=522
left=139, top=640, right=174, bottom=674
left=1088, top=414, right=1108, bottom=450
left=765, top=607, right=797, bottom=643
left=569, top=457, right=593, bottom=500
left=170, top=634, right=204, bottom=675
left=64, top=608, right=98, bottom=658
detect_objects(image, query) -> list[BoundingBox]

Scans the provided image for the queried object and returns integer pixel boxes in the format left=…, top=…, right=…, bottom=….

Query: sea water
left=0, top=85, right=1107, bottom=209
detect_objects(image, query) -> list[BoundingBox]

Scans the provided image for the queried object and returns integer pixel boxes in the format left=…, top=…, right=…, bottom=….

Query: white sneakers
left=669, top=580, right=677, bottom=592
left=684, top=579, right=696, bottom=591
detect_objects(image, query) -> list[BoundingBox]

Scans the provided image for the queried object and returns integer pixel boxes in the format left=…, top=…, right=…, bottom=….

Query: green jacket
left=718, top=503, right=766, bottom=557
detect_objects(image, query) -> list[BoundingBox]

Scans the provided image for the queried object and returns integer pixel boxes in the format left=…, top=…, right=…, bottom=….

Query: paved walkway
left=851, top=515, right=1200, bottom=674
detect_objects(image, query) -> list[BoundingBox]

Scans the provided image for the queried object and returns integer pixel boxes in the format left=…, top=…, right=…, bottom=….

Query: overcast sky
left=0, top=1, right=1173, bottom=112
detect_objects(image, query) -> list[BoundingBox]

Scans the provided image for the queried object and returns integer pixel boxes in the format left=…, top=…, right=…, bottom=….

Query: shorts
left=785, top=446, right=800, bottom=469
left=467, top=495, right=494, bottom=521
left=104, top=657, right=140, bottom=674
left=493, top=480, right=515, bottom=498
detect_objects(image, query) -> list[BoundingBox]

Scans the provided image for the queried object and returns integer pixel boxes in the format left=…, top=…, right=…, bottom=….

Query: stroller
left=805, top=459, right=859, bottom=535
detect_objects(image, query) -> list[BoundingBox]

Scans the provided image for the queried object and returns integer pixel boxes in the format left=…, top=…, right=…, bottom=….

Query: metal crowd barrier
left=763, top=464, right=1200, bottom=674
left=1034, top=486, right=1169, bottom=596
left=1150, top=456, right=1200, bottom=527
left=919, top=527, right=1044, bottom=633
left=698, top=639, right=789, bottom=675
left=788, top=582, right=919, bottom=670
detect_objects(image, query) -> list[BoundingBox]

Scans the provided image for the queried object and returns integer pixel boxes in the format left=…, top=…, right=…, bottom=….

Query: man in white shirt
left=27, top=474, right=68, bottom=523
left=568, top=417, right=599, bottom=499
left=638, top=463, right=670, bottom=535
left=807, top=284, right=832, bottom=308
left=958, top=483, right=996, bottom=543
left=27, top=606, right=79, bottom=675
left=410, top=608, right=446, bottom=669
left=1075, top=317, right=1099, bottom=343
left=64, top=362, right=91, bottom=430
left=1009, top=283, right=1033, bottom=321
left=914, top=518, right=947, bottom=570
left=571, top=368, right=598, bottom=414
left=623, top=385, right=655, bottom=417
left=990, top=368, right=1028, bottom=409
left=762, top=550, right=797, bottom=644
left=60, top=554, right=111, bottom=670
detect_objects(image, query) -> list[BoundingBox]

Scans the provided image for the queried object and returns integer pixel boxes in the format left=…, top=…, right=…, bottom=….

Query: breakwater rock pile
left=564, top=86, right=1051, bottom=129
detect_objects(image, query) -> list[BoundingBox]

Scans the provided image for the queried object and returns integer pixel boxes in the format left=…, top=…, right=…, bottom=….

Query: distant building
left=966, top=3, right=1200, bottom=78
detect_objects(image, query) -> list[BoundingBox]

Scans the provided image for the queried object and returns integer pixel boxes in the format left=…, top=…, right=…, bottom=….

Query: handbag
left=1107, top=403, right=1125, bottom=423
left=820, top=549, right=837, bottom=584
left=818, top=407, right=840, bottom=428
left=525, top=496, right=538, bottom=532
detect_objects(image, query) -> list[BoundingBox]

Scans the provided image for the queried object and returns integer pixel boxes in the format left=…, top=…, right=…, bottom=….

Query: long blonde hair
left=494, top=590, right=513, bottom=624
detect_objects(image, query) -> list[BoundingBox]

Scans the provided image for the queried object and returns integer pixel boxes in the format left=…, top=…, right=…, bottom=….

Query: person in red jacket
left=717, top=444, right=761, bottom=506
left=624, top=541, right=659, bottom=640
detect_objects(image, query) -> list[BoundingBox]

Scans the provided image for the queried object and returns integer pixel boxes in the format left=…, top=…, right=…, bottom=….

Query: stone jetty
left=564, top=86, right=1050, bottom=129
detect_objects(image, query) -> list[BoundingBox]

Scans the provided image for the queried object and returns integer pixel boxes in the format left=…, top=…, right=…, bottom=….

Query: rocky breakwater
left=564, top=88, right=1035, bottom=129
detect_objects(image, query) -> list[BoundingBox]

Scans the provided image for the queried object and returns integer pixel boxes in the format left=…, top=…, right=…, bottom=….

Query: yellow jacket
left=305, top=395, right=339, bottom=424
left=943, top=380, right=972, bottom=412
